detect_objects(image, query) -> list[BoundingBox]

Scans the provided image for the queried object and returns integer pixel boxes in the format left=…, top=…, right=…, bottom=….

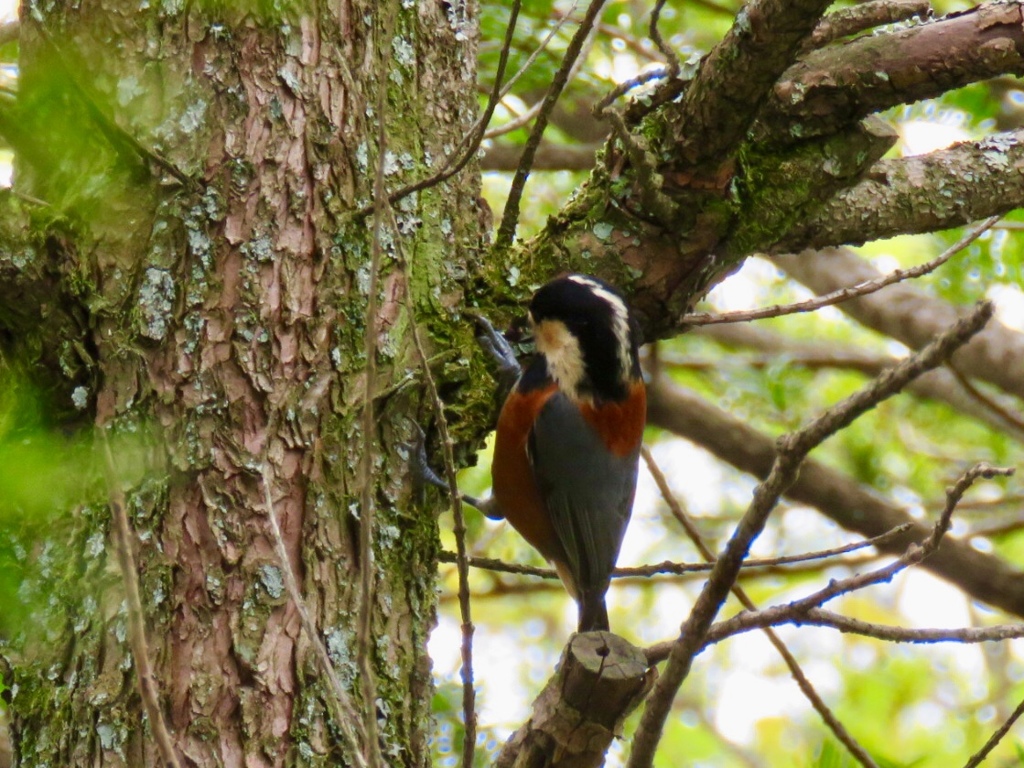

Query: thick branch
left=645, top=378, right=1024, bottom=618
left=773, top=247, right=1024, bottom=401
left=773, top=132, right=1024, bottom=252
left=495, top=632, right=654, bottom=768
left=665, top=0, right=834, bottom=168
left=757, top=1, right=1024, bottom=145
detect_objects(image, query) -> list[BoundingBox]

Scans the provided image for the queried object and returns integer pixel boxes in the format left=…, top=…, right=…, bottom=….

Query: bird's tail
left=577, top=591, right=609, bottom=632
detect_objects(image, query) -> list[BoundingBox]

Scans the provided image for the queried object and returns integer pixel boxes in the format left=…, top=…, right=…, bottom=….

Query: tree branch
left=663, top=0, right=834, bottom=169
left=774, top=133, right=1024, bottom=252
left=757, top=1, right=1024, bottom=145
left=495, top=633, right=654, bottom=768
left=627, top=299, right=994, bottom=768
left=704, top=607, right=1024, bottom=649
left=773, top=246, right=1024, bottom=401
left=646, top=464, right=1015, bottom=659
left=688, top=322, right=1024, bottom=443
left=800, top=0, right=931, bottom=52
left=645, top=377, right=1024, bottom=617
left=642, top=447, right=879, bottom=768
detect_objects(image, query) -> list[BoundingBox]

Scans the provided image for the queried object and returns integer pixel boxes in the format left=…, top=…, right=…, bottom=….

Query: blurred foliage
left=434, top=1, right=1024, bottom=766
left=0, top=367, right=151, bottom=637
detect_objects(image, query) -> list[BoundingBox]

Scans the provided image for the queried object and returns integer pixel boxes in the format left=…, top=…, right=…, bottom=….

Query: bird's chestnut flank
left=422, top=274, right=645, bottom=632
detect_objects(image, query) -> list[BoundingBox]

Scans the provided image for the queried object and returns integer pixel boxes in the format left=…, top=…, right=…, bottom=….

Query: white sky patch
left=988, top=283, right=1024, bottom=331
left=0, top=0, right=13, bottom=22
left=899, top=119, right=971, bottom=157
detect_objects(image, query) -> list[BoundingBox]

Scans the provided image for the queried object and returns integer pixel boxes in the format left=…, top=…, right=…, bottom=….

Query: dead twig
left=684, top=216, right=1000, bottom=326
left=99, top=432, right=183, bottom=768
left=627, top=302, right=994, bottom=768
left=259, top=468, right=369, bottom=767
left=643, top=446, right=879, bottom=768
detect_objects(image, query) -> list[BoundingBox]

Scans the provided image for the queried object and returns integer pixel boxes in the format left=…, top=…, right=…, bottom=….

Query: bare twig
left=701, top=607, right=1024, bottom=649
left=707, top=464, right=1014, bottom=647
left=483, top=2, right=580, bottom=141
left=437, top=523, right=906, bottom=580
left=408, top=320, right=478, bottom=767
left=649, top=0, right=680, bottom=78
left=963, top=694, right=1024, bottom=768
left=802, top=0, right=932, bottom=52
left=484, top=99, right=544, bottom=139
left=947, top=364, right=1024, bottom=434
left=642, top=446, right=879, bottom=768
left=99, top=432, right=183, bottom=768
left=627, top=302, right=994, bottom=768
left=645, top=463, right=1016, bottom=663
left=260, top=468, right=369, bottom=768
left=684, top=216, right=1000, bottom=325
left=495, top=0, right=607, bottom=249
left=594, top=67, right=671, bottom=116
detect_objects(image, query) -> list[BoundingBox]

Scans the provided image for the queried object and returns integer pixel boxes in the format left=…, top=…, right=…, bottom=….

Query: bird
left=423, top=274, right=646, bottom=632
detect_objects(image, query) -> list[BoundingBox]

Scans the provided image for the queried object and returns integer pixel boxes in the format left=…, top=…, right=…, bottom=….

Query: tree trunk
left=5, top=1, right=483, bottom=765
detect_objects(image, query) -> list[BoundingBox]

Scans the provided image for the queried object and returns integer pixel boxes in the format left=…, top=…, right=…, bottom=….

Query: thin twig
left=594, top=67, right=671, bottom=117
left=642, top=446, right=879, bottom=768
left=644, top=463, right=1016, bottom=664
left=684, top=216, right=1000, bottom=326
left=260, top=467, right=369, bottom=768
left=963, top=694, right=1024, bottom=768
left=674, top=463, right=1017, bottom=656
left=408, top=320, right=478, bottom=767
left=99, top=432, right=183, bottom=768
left=701, top=607, right=1024, bottom=649
left=485, top=99, right=544, bottom=139
left=947, top=364, right=1024, bottom=434
left=649, top=0, right=680, bottom=77
left=437, top=524, right=908, bottom=579
left=627, top=302, right=994, bottom=768
left=495, top=0, right=607, bottom=249
left=483, top=2, right=580, bottom=141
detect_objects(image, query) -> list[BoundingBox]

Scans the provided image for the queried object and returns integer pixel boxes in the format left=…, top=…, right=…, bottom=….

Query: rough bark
left=494, top=633, right=655, bottom=768
left=3, top=2, right=483, bottom=765
left=772, top=133, right=1024, bottom=252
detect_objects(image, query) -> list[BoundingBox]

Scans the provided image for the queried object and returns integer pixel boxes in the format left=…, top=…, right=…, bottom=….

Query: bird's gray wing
left=528, top=392, right=639, bottom=596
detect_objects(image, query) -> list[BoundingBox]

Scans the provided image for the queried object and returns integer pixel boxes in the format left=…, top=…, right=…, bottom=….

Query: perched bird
left=430, top=274, right=646, bottom=632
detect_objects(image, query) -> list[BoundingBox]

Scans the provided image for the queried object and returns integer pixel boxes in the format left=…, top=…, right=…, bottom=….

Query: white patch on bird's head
left=531, top=315, right=588, bottom=401
left=566, top=274, right=633, bottom=379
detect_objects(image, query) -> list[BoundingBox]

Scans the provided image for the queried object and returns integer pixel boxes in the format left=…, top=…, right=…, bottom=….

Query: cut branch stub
left=495, top=632, right=656, bottom=768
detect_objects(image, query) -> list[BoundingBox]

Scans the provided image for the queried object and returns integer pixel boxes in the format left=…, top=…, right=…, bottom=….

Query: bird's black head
left=528, top=274, right=641, bottom=401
